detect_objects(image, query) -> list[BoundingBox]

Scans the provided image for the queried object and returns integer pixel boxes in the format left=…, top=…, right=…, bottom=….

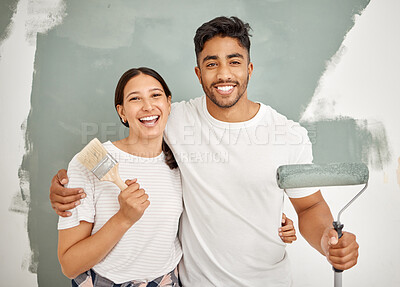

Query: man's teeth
left=217, top=86, right=234, bottom=91
left=140, top=115, right=159, bottom=121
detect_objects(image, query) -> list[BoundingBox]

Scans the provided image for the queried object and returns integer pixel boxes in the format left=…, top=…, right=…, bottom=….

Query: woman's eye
left=129, top=97, right=139, bottom=101
left=153, top=93, right=162, bottom=98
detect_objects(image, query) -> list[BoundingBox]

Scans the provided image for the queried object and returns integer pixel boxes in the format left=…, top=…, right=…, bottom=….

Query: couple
left=51, top=16, right=359, bottom=287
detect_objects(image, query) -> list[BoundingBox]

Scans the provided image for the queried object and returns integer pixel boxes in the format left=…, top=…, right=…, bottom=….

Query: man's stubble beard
left=201, top=74, right=250, bottom=109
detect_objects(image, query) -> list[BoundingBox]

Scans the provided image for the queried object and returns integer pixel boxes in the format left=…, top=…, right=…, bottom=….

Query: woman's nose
left=142, top=99, right=154, bottom=111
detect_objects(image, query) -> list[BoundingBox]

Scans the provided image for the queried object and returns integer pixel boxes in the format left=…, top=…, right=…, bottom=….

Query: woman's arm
left=58, top=180, right=150, bottom=279
left=279, top=213, right=297, bottom=243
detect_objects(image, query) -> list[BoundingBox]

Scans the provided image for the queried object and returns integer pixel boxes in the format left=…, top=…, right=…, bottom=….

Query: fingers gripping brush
left=276, top=163, right=369, bottom=287
left=77, top=138, right=127, bottom=190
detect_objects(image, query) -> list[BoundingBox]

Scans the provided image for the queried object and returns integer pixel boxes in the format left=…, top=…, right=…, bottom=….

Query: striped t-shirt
left=58, top=141, right=183, bottom=284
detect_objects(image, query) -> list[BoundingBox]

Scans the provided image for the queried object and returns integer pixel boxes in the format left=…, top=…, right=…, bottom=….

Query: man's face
left=195, top=36, right=253, bottom=109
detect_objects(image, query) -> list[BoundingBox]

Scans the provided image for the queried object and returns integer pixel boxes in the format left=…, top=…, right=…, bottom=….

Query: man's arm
left=290, top=191, right=359, bottom=270
left=50, top=169, right=86, bottom=217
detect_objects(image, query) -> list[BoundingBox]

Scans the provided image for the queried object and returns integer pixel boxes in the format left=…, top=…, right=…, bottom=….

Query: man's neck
left=206, top=96, right=260, bottom=123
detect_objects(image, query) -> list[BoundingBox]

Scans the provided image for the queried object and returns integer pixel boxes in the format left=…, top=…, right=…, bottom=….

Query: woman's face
left=117, top=74, right=171, bottom=143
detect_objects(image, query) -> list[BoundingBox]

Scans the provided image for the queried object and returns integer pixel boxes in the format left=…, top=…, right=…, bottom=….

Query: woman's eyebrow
left=125, top=88, right=164, bottom=98
left=125, top=91, right=139, bottom=98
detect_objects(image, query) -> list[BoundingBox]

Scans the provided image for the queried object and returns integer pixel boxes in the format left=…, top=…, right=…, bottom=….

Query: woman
left=58, top=68, right=182, bottom=286
left=57, top=67, right=297, bottom=286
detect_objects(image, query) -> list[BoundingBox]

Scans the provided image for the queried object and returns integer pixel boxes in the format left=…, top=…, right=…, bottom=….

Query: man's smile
left=213, top=82, right=238, bottom=95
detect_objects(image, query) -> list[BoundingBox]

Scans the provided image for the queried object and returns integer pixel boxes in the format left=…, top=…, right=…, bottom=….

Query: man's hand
left=49, top=169, right=86, bottom=217
left=290, top=191, right=359, bottom=271
left=321, top=228, right=359, bottom=270
left=279, top=213, right=297, bottom=244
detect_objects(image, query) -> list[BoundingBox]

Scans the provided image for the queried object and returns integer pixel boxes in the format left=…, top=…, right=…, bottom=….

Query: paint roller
left=276, top=162, right=369, bottom=287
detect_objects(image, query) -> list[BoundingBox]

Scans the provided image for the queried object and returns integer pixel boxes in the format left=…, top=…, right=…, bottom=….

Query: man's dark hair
left=194, top=16, right=252, bottom=64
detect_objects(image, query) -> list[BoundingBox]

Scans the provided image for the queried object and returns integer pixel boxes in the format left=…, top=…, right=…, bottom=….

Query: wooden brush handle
left=102, top=163, right=128, bottom=190
left=114, top=174, right=128, bottom=190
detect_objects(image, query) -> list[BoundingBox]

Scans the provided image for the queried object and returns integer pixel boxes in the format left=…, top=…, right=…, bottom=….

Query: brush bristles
left=77, top=138, right=109, bottom=171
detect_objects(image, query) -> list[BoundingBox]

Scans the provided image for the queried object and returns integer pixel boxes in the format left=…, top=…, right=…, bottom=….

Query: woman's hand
left=116, top=179, right=150, bottom=227
left=279, top=213, right=297, bottom=244
left=58, top=179, right=149, bottom=279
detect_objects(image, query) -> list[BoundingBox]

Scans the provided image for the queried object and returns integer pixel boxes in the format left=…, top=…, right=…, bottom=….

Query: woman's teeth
left=139, top=115, right=159, bottom=122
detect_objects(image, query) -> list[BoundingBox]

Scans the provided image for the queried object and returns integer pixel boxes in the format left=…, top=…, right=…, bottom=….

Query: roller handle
left=332, top=221, right=344, bottom=273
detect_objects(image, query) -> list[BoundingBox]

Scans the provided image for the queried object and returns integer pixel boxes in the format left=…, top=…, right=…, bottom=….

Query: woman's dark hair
left=194, top=16, right=252, bottom=64
left=114, top=67, right=178, bottom=169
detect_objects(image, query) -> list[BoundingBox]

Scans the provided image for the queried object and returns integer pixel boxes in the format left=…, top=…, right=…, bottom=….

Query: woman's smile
left=138, top=115, right=160, bottom=127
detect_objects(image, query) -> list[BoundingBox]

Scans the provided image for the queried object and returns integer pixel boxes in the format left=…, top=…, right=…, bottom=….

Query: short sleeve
left=164, top=99, right=199, bottom=147
left=165, top=101, right=188, bottom=146
left=57, top=155, right=96, bottom=230
left=284, top=124, right=319, bottom=198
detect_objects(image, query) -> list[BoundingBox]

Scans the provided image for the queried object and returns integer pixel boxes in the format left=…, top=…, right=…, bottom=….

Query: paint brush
left=76, top=138, right=127, bottom=190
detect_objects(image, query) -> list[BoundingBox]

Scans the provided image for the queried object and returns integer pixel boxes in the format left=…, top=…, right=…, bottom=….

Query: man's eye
left=206, top=63, right=217, bottom=67
left=231, top=61, right=241, bottom=65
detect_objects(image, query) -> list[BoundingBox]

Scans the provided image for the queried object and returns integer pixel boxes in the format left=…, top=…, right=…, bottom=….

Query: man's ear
left=167, top=96, right=172, bottom=115
left=194, top=66, right=202, bottom=84
left=248, top=62, right=254, bottom=80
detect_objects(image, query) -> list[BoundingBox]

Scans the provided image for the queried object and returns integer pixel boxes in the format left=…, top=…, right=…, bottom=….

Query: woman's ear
left=116, top=104, right=126, bottom=122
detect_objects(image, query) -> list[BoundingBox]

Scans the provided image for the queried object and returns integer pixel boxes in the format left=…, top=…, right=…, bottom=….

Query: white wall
left=0, top=0, right=64, bottom=285
left=288, top=0, right=400, bottom=286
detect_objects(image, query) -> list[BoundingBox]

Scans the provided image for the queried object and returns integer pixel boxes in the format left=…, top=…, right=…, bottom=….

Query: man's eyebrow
left=202, top=53, right=244, bottom=64
left=227, top=53, right=244, bottom=59
left=202, top=55, right=218, bottom=63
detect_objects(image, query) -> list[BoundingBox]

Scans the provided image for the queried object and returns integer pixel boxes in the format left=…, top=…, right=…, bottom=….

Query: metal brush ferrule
left=91, top=153, right=117, bottom=180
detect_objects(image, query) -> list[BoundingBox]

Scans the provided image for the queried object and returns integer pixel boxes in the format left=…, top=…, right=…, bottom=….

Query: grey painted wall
left=0, top=0, right=18, bottom=43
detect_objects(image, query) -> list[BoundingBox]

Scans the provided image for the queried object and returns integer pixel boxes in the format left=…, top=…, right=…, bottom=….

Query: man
left=50, top=16, right=358, bottom=286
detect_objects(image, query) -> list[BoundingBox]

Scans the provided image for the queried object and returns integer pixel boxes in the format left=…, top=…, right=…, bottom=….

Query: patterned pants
left=71, top=267, right=180, bottom=287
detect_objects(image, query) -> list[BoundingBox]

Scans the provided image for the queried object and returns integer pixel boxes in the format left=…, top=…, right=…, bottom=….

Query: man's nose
left=217, top=64, right=233, bottom=82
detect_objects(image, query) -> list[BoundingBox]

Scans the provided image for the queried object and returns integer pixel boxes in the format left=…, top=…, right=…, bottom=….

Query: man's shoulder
left=169, top=96, right=204, bottom=122
left=258, top=103, right=292, bottom=124
left=258, top=103, right=309, bottom=136
left=165, top=96, right=203, bottom=138
left=171, top=96, right=203, bottom=112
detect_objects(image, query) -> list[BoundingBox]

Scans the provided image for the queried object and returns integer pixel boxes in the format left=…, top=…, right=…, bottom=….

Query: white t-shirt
left=164, top=96, right=317, bottom=287
left=58, top=141, right=183, bottom=284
